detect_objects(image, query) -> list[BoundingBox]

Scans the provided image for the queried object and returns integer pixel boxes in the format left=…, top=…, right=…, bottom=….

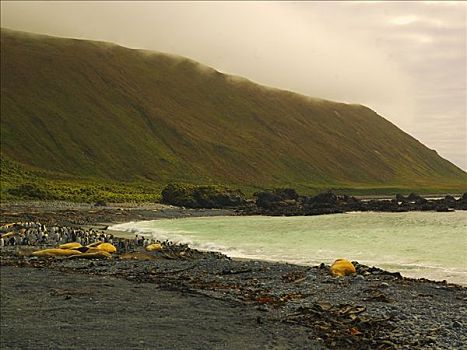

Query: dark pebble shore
left=1, top=201, right=466, bottom=349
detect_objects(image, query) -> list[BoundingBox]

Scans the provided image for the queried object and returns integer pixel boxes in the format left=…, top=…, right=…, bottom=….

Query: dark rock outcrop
left=161, top=183, right=246, bottom=209
left=245, top=190, right=467, bottom=216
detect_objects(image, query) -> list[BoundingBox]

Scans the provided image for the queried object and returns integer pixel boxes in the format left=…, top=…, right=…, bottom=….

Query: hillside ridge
left=1, top=28, right=466, bottom=195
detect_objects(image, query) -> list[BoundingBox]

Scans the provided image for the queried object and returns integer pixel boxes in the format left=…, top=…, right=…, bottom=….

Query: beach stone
left=452, top=320, right=462, bottom=328
left=380, top=282, right=389, bottom=288
left=355, top=275, right=365, bottom=281
left=311, top=191, right=337, bottom=205
left=426, top=336, right=437, bottom=343
left=398, top=313, right=407, bottom=320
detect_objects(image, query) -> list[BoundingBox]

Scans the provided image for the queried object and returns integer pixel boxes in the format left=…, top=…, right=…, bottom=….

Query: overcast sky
left=2, top=1, right=466, bottom=170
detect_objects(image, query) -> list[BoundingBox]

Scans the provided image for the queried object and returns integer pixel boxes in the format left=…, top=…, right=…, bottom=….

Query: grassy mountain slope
left=1, top=28, right=466, bottom=196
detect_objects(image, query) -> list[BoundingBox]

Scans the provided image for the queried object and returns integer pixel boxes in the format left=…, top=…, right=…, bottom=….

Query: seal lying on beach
left=32, top=248, right=82, bottom=257
left=75, top=246, right=112, bottom=254
left=330, top=259, right=356, bottom=277
left=145, top=243, right=162, bottom=252
left=59, top=242, right=83, bottom=250
left=86, top=242, right=117, bottom=253
left=32, top=242, right=117, bottom=258
left=1, top=232, right=16, bottom=239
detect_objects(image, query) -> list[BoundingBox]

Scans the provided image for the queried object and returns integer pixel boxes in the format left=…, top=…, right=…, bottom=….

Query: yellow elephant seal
left=32, top=248, right=82, bottom=257
left=86, top=242, right=117, bottom=253
left=59, top=242, right=82, bottom=250
left=76, top=247, right=104, bottom=254
left=145, top=243, right=162, bottom=252
left=1, top=232, right=16, bottom=239
left=95, top=242, right=117, bottom=253
left=330, top=259, right=356, bottom=277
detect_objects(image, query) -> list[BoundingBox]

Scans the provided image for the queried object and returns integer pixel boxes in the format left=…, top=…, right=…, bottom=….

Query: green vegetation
left=1, top=28, right=466, bottom=202
left=7, top=183, right=56, bottom=200
left=1, top=158, right=162, bottom=202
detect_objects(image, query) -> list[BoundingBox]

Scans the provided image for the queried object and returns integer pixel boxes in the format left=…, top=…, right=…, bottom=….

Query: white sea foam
left=110, top=211, right=467, bottom=285
left=110, top=221, right=249, bottom=258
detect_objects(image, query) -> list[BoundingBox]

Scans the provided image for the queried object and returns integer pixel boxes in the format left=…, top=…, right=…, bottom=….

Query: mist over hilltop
left=1, top=29, right=466, bottom=193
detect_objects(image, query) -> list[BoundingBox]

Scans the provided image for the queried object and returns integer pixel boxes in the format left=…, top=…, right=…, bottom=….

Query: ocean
left=110, top=211, right=467, bottom=285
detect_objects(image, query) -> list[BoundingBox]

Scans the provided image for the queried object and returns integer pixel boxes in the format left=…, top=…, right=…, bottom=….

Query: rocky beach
left=1, top=200, right=466, bottom=349
left=2, top=7, right=467, bottom=350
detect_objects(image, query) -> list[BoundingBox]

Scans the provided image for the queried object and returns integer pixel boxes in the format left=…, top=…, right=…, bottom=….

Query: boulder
left=339, top=194, right=359, bottom=204
left=311, top=191, right=337, bottom=205
left=161, top=183, right=246, bottom=208
left=436, top=206, right=451, bottom=212
left=161, top=183, right=197, bottom=207
left=255, top=191, right=282, bottom=209
left=456, top=193, right=467, bottom=209
left=395, top=194, right=407, bottom=203
left=194, top=186, right=245, bottom=208
left=407, top=193, right=427, bottom=204
left=444, top=195, right=456, bottom=207
left=273, top=188, right=299, bottom=201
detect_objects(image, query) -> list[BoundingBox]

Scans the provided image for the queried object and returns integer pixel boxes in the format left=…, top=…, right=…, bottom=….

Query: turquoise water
left=111, top=211, right=467, bottom=285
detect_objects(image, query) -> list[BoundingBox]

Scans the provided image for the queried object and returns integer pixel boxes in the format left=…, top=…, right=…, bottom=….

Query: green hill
left=1, top=28, right=466, bottom=200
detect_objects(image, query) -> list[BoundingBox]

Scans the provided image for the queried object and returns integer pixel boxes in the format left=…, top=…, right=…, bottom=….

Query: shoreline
left=106, top=212, right=467, bottom=287
left=1, top=244, right=466, bottom=349
left=107, top=226, right=467, bottom=287
left=1, top=201, right=467, bottom=349
left=1, top=200, right=465, bottom=287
